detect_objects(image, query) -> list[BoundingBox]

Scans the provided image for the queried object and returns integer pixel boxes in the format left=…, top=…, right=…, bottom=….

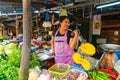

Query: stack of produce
left=88, top=70, right=110, bottom=80
left=72, top=43, right=97, bottom=71
left=98, top=68, right=119, bottom=80
left=98, top=51, right=119, bottom=80
left=0, top=43, right=41, bottom=80
left=72, top=48, right=97, bottom=71
left=79, top=43, right=96, bottom=56
left=72, top=52, right=91, bottom=70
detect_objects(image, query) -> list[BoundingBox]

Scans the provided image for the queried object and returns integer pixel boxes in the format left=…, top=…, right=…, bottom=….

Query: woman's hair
left=58, top=16, right=70, bottom=27
left=59, top=16, right=70, bottom=22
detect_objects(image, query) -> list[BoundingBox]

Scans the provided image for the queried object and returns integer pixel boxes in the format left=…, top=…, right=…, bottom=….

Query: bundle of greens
left=0, top=43, right=41, bottom=80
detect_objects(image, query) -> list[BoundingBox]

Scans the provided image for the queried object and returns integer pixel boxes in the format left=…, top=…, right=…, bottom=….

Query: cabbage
left=4, top=43, right=18, bottom=54
left=0, top=45, right=4, bottom=54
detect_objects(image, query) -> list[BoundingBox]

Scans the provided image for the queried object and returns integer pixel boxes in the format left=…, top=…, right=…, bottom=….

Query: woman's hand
left=49, top=49, right=55, bottom=56
left=73, top=29, right=79, bottom=37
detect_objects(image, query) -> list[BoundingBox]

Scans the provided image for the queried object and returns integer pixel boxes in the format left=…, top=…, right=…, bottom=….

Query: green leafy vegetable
left=0, top=45, right=5, bottom=54
left=4, top=43, right=18, bottom=54
left=0, top=43, right=41, bottom=80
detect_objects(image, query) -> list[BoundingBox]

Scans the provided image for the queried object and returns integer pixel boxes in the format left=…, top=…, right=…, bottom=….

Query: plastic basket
left=48, top=63, right=70, bottom=78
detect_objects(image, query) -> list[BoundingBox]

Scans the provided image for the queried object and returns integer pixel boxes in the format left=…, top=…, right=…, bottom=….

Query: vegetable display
left=72, top=52, right=91, bottom=70
left=98, top=68, right=118, bottom=80
left=0, top=44, right=4, bottom=54
left=4, top=43, right=18, bottom=54
left=79, top=43, right=96, bottom=56
left=80, top=59, right=91, bottom=70
left=72, top=52, right=82, bottom=64
left=0, top=43, right=41, bottom=80
left=88, top=70, right=110, bottom=80
left=0, top=47, right=21, bottom=80
left=0, top=36, right=5, bottom=41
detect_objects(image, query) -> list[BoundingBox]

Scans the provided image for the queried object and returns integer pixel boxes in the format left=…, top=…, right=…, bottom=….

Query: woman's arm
left=69, top=29, right=79, bottom=50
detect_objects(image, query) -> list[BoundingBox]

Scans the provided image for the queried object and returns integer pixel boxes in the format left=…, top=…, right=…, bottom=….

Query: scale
left=99, top=44, right=120, bottom=59
left=99, top=44, right=120, bottom=52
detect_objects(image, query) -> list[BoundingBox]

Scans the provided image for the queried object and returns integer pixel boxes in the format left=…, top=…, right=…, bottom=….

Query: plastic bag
left=83, top=56, right=97, bottom=70
left=114, top=60, right=120, bottom=74
left=62, top=69, right=88, bottom=80
left=28, top=67, right=41, bottom=80
left=38, top=69, right=53, bottom=80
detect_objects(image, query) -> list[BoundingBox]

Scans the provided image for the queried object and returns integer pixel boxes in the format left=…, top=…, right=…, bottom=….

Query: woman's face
left=60, top=18, right=70, bottom=30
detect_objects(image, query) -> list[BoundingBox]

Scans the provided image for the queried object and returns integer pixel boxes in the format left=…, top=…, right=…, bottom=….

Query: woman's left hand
left=73, top=29, right=79, bottom=36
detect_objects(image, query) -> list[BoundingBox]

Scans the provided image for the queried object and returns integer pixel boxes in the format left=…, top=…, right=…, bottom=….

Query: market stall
left=27, top=42, right=120, bottom=80
left=0, top=0, right=120, bottom=80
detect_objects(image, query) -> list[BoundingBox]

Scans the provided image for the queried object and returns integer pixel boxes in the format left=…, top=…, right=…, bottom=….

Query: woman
left=50, top=16, right=78, bottom=65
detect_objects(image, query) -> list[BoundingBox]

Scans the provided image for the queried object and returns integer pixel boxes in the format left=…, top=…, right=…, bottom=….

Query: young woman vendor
left=50, top=16, right=79, bottom=65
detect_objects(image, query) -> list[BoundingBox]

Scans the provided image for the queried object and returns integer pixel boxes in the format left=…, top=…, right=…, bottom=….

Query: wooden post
left=19, top=0, right=32, bottom=80
left=36, top=14, right=39, bottom=31
left=0, top=26, right=2, bottom=36
left=2, top=24, right=5, bottom=36
left=0, top=23, right=5, bottom=36
left=16, top=15, right=19, bottom=37
left=89, top=0, right=93, bottom=42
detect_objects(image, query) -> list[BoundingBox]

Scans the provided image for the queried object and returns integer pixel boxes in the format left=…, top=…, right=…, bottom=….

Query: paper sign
left=93, top=15, right=101, bottom=35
